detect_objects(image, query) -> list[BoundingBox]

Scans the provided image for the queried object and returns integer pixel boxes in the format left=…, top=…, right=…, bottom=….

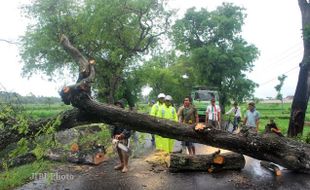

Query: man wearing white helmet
left=149, top=93, right=166, bottom=146
left=155, top=95, right=178, bottom=153
left=162, top=95, right=178, bottom=121
left=150, top=93, right=165, bottom=117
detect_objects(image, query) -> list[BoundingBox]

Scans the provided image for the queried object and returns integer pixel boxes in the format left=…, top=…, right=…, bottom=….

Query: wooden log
left=169, top=152, right=245, bottom=172
left=260, top=161, right=282, bottom=176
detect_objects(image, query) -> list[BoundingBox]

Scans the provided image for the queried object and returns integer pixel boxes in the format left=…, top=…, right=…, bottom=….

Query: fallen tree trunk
left=169, top=152, right=245, bottom=172
left=3, top=98, right=310, bottom=173
left=54, top=95, right=310, bottom=173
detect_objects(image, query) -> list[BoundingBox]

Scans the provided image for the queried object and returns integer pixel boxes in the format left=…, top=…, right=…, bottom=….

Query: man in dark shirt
left=112, top=100, right=131, bottom=173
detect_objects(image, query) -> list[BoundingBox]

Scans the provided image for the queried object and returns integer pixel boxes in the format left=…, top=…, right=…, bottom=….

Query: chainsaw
left=112, top=139, right=131, bottom=153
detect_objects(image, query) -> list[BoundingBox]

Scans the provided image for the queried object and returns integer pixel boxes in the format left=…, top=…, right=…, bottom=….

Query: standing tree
left=135, top=51, right=196, bottom=103
left=288, top=0, right=310, bottom=137
left=274, top=74, right=287, bottom=112
left=171, top=3, right=259, bottom=111
left=20, top=0, right=171, bottom=103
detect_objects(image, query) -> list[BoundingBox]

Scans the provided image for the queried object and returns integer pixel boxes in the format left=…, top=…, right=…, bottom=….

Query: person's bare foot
left=121, top=166, right=128, bottom=173
left=114, top=164, right=123, bottom=170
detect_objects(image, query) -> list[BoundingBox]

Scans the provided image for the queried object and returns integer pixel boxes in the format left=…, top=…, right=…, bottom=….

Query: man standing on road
left=225, top=102, right=241, bottom=132
left=155, top=95, right=178, bottom=153
left=243, top=102, right=260, bottom=132
left=205, top=97, right=221, bottom=129
left=112, top=100, right=131, bottom=173
left=178, top=96, right=199, bottom=155
left=149, top=93, right=166, bottom=146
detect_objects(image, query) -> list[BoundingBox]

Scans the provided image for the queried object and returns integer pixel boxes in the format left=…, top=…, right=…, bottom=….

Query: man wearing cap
left=205, top=97, right=221, bottom=129
left=149, top=93, right=166, bottom=146
left=243, top=102, right=260, bottom=132
left=155, top=95, right=178, bottom=152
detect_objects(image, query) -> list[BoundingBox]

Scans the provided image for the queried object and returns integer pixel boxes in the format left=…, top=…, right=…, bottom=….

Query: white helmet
left=157, top=93, right=165, bottom=99
left=165, top=95, right=173, bottom=101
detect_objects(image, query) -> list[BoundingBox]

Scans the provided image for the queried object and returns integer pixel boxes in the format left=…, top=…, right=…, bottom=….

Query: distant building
left=284, top=96, right=294, bottom=101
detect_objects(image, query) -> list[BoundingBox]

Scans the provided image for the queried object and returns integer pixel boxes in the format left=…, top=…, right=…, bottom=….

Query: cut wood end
left=207, top=168, right=213, bottom=173
left=275, top=169, right=282, bottom=176
left=195, top=123, right=205, bottom=131
left=213, top=155, right=225, bottom=165
left=63, top=86, right=70, bottom=93
left=70, top=143, right=79, bottom=153
left=94, top=153, right=106, bottom=165
left=89, top=59, right=96, bottom=64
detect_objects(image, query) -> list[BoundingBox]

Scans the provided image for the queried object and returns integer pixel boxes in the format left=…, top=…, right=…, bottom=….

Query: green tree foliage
left=136, top=51, right=196, bottom=104
left=274, top=74, right=287, bottom=101
left=171, top=3, right=259, bottom=109
left=20, top=0, right=171, bottom=103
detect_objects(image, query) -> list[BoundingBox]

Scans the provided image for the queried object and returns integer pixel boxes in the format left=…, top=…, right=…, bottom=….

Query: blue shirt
left=245, top=110, right=260, bottom=128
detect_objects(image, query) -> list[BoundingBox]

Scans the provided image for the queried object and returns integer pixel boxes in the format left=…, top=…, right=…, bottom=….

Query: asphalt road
left=18, top=135, right=310, bottom=190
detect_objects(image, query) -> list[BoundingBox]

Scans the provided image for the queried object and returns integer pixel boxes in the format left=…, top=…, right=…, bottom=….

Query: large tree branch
left=3, top=96, right=310, bottom=173
left=59, top=34, right=95, bottom=104
left=70, top=96, right=310, bottom=173
left=60, top=34, right=89, bottom=73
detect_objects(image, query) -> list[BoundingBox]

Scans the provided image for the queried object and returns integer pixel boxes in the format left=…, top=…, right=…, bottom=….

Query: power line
left=0, top=39, right=19, bottom=45
left=261, top=44, right=303, bottom=68
left=259, top=65, right=299, bottom=86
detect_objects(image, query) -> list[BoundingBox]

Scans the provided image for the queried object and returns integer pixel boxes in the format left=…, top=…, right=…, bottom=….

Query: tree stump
left=169, top=152, right=245, bottom=173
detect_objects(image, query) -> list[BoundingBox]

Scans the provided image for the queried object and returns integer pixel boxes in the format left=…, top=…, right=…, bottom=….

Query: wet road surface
left=18, top=135, right=310, bottom=190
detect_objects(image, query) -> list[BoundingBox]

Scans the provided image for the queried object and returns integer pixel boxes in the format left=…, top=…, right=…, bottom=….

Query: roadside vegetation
left=22, top=103, right=72, bottom=119
left=223, top=102, right=310, bottom=142
left=0, top=160, right=54, bottom=190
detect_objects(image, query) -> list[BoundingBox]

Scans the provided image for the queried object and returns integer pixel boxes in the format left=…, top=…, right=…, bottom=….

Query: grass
left=0, top=160, right=54, bottom=190
left=225, top=102, right=310, bottom=137
left=139, top=101, right=310, bottom=138
left=21, top=103, right=72, bottom=119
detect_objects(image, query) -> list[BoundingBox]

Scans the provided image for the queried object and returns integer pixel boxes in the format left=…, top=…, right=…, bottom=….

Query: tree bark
left=64, top=97, right=310, bottom=173
left=169, top=152, right=245, bottom=172
left=288, top=0, right=310, bottom=137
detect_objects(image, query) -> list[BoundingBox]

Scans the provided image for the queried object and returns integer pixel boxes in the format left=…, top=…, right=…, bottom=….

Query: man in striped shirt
left=205, top=98, right=221, bottom=129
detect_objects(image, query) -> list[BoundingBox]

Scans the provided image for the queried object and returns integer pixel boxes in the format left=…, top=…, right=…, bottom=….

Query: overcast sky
left=0, top=0, right=303, bottom=98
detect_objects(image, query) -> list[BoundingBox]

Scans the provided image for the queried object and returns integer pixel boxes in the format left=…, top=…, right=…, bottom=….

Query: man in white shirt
left=205, top=98, right=221, bottom=129
left=225, top=102, right=241, bottom=132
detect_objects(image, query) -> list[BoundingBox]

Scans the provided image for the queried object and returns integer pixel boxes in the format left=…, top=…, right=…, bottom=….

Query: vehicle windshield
left=193, top=90, right=217, bottom=101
